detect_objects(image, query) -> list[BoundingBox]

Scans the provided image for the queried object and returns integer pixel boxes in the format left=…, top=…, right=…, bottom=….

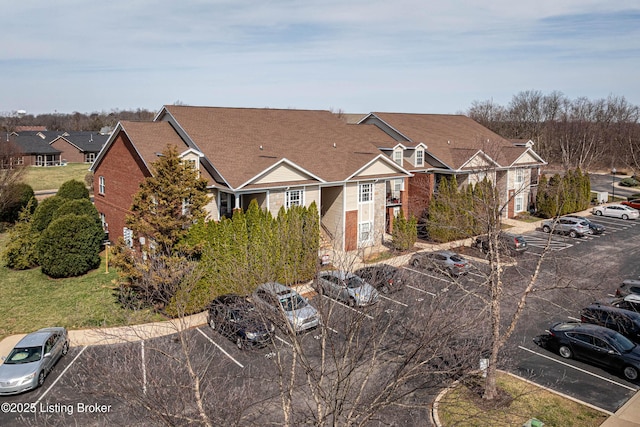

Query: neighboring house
left=50, top=131, right=110, bottom=163
left=357, top=113, right=546, bottom=219
left=6, top=131, right=61, bottom=167
left=90, top=106, right=411, bottom=252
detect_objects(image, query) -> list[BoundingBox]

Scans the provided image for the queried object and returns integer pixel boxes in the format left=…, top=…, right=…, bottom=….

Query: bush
left=37, top=214, right=103, bottom=278
left=2, top=199, right=39, bottom=269
left=619, top=177, right=639, bottom=187
left=53, top=198, right=102, bottom=227
left=57, top=179, right=90, bottom=200
left=30, top=196, right=65, bottom=232
left=391, top=212, right=417, bottom=251
left=0, top=183, right=37, bottom=223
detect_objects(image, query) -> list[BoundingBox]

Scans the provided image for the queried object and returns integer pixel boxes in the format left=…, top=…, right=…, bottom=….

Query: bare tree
left=0, top=137, right=28, bottom=215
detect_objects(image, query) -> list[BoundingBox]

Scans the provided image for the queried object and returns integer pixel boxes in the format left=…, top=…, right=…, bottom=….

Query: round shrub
left=0, top=183, right=37, bottom=223
left=619, top=177, right=639, bottom=187
left=53, top=198, right=101, bottom=227
left=37, top=214, right=103, bottom=278
left=57, top=179, right=90, bottom=200
left=30, top=196, right=65, bottom=232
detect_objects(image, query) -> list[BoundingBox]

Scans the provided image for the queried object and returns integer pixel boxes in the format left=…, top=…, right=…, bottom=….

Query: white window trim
left=359, top=183, right=373, bottom=204
left=393, top=149, right=403, bottom=166
left=98, top=176, right=105, bottom=195
left=415, top=148, right=424, bottom=167
left=285, top=188, right=304, bottom=209
left=515, top=168, right=524, bottom=184
left=515, top=194, right=524, bottom=212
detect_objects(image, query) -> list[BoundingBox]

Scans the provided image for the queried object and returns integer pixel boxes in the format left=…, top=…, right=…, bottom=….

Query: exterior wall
left=204, top=190, right=219, bottom=221
left=506, top=167, right=532, bottom=216
left=255, top=163, right=310, bottom=184
left=373, top=181, right=386, bottom=241
left=93, top=132, right=150, bottom=242
left=321, top=186, right=344, bottom=248
left=51, top=139, right=84, bottom=163
left=406, top=173, right=434, bottom=219
left=266, top=185, right=320, bottom=216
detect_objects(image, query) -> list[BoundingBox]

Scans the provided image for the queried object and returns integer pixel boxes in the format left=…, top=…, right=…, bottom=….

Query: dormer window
left=416, top=148, right=424, bottom=167
left=393, top=149, right=403, bottom=166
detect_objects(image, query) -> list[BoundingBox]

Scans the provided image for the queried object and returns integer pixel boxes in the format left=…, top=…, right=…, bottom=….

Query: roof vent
left=259, top=145, right=263, bottom=150
left=333, top=143, right=336, bottom=148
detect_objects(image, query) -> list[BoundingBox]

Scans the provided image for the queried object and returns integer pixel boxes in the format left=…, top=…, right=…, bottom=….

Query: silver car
left=0, top=327, right=69, bottom=395
left=315, top=270, right=379, bottom=307
left=541, top=216, right=592, bottom=238
left=409, top=250, right=470, bottom=277
left=592, top=204, right=640, bottom=220
left=253, top=282, right=321, bottom=333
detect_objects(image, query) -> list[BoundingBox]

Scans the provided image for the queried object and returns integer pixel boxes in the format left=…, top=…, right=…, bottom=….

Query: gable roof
left=54, top=132, right=109, bottom=152
left=156, top=105, right=409, bottom=190
left=9, top=133, right=61, bottom=155
left=366, top=113, right=541, bottom=170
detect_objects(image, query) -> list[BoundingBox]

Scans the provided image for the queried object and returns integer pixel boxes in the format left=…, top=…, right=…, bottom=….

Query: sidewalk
left=1, top=210, right=638, bottom=425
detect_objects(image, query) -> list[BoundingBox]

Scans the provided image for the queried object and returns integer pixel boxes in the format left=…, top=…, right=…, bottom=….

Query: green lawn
left=0, top=233, right=164, bottom=340
left=23, top=163, right=92, bottom=191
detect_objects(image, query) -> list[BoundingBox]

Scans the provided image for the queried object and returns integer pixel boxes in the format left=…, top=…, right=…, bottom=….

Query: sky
left=2, top=0, right=640, bottom=116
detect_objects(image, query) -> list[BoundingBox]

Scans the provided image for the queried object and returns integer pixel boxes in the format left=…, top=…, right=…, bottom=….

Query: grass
left=437, top=372, right=608, bottom=427
left=23, top=163, right=91, bottom=191
left=0, top=233, right=165, bottom=341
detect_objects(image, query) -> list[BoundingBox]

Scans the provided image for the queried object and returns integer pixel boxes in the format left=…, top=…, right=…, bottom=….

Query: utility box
left=523, top=419, right=544, bottom=427
left=596, top=191, right=608, bottom=204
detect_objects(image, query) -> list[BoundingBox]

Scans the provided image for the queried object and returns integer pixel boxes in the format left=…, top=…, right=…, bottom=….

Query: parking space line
left=196, top=328, right=244, bottom=368
left=518, top=345, right=638, bottom=392
left=567, top=316, right=580, bottom=322
left=379, top=294, right=408, bottom=307
left=141, top=341, right=147, bottom=395
left=35, top=345, right=88, bottom=405
left=275, top=335, right=292, bottom=347
left=406, top=284, right=436, bottom=296
left=402, top=267, right=453, bottom=283
left=320, top=295, right=374, bottom=320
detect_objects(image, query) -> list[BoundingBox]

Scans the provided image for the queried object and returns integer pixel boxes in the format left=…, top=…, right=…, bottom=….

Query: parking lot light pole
left=612, top=167, right=617, bottom=202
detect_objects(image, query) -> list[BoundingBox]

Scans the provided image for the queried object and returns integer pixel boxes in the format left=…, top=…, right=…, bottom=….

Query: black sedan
left=208, top=295, right=274, bottom=349
left=535, top=322, right=640, bottom=381
left=354, top=264, right=405, bottom=294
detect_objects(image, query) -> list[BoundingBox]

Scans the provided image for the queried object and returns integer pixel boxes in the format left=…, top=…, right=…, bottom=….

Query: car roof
left=585, top=303, right=640, bottom=319
left=624, top=294, right=640, bottom=304
left=552, top=321, right=617, bottom=336
left=211, top=294, right=250, bottom=306
left=16, top=331, right=53, bottom=347
left=257, top=281, right=295, bottom=295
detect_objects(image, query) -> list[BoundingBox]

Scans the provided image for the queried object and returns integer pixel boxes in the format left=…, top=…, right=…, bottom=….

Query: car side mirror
left=608, top=349, right=619, bottom=355
left=44, top=352, right=52, bottom=358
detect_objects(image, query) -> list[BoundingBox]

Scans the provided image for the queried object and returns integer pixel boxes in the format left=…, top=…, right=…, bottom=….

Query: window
left=415, top=148, right=424, bottom=167
left=123, top=227, right=133, bottom=248
left=98, top=176, right=105, bottom=194
left=515, top=195, right=524, bottom=212
left=359, top=183, right=372, bottom=203
left=515, top=168, right=524, bottom=184
left=359, top=221, right=373, bottom=245
left=393, top=149, right=402, bottom=166
left=286, top=189, right=303, bottom=208
left=85, top=153, right=96, bottom=163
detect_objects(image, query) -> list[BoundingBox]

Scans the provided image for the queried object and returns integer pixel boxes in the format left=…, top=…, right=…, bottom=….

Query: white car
left=315, top=271, right=379, bottom=307
left=592, top=204, right=639, bottom=220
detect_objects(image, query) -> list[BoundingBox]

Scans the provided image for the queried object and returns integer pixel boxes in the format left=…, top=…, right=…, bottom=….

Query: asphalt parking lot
left=2, top=213, right=639, bottom=425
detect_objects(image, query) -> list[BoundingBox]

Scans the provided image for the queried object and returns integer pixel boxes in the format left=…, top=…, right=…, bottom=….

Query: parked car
left=616, top=279, right=640, bottom=298
left=622, top=199, right=640, bottom=210
left=535, top=322, right=640, bottom=381
left=473, top=232, right=528, bottom=255
left=605, top=294, right=640, bottom=313
left=541, top=216, right=592, bottom=238
left=592, top=204, right=639, bottom=220
left=208, top=295, right=274, bottom=349
left=315, top=270, right=379, bottom=306
left=409, top=250, right=470, bottom=276
left=0, top=327, right=69, bottom=395
left=581, top=303, right=640, bottom=343
left=563, top=215, right=606, bottom=235
left=252, top=282, right=321, bottom=333
left=354, top=264, right=405, bottom=294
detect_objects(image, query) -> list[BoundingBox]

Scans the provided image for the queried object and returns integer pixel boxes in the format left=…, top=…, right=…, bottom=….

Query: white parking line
left=320, top=295, right=374, bottom=320
left=518, top=345, right=638, bottom=392
left=406, top=284, right=436, bottom=297
left=35, top=346, right=88, bottom=405
left=196, top=328, right=244, bottom=368
left=379, top=294, right=408, bottom=307
left=275, top=335, right=292, bottom=347
left=141, top=341, right=147, bottom=395
left=567, top=316, right=581, bottom=322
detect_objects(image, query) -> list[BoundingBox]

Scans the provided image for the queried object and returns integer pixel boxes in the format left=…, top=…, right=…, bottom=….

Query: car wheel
left=595, top=210, right=602, bottom=216
left=623, top=366, right=639, bottom=381
left=558, top=345, right=572, bottom=359
left=236, top=337, right=244, bottom=350
left=623, top=214, right=629, bottom=220
left=37, top=371, right=46, bottom=387
left=411, top=259, right=420, bottom=268
left=542, top=225, right=551, bottom=233
left=209, top=318, right=216, bottom=330
left=62, top=341, right=69, bottom=356
left=569, top=230, right=578, bottom=238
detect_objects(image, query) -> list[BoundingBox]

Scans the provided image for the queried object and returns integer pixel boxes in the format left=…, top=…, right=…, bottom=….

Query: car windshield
left=610, top=332, right=636, bottom=353
left=346, top=276, right=365, bottom=289
left=449, top=255, right=465, bottom=262
left=4, top=346, right=42, bottom=364
left=279, top=294, right=307, bottom=312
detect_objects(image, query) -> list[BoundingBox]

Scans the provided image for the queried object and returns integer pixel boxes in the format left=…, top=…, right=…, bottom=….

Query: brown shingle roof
left=370, top=113, right=518, bottom=170
left=161, top=106, right=400, bottom=189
